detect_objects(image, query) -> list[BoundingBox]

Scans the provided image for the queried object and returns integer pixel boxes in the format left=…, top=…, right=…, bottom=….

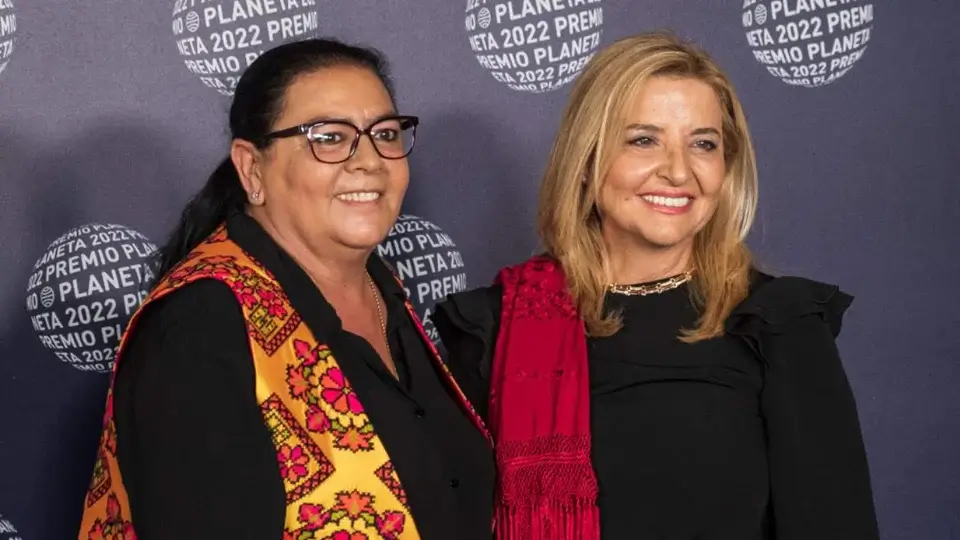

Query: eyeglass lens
left=307, top=118, right=416, bottom=163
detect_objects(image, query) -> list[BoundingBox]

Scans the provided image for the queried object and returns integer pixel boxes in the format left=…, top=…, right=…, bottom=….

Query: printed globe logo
left=25, top=224, right=157, bottom=373
left=742, top=0, right=874, bottom=88
left=0, top=0, right=15, bottom=78
left=172, top=0, right=319, bottom=95
left=465, top=0, right=603, bottom=93
left=377, top=215, right=467, bottom=347
left=0, top=511, right=23, bottom=540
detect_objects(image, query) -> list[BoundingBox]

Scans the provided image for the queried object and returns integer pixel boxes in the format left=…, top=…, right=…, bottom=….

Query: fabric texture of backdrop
left=0, top=0, right=957, bottom=538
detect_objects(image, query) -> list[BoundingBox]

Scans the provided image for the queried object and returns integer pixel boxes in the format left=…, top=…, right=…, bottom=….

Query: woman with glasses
left=78, top=39, right=494, bottom=540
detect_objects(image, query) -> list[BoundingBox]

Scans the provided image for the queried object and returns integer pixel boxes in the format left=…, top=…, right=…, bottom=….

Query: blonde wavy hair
left=538, top=31, right=759, bottom=342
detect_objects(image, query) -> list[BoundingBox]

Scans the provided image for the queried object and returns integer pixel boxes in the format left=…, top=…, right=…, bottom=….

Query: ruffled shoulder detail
left=436, top=286, right=502, bottom=334
left=433, top=285, right=502, bottom=374
left=725, top=274, right=854, bottom=346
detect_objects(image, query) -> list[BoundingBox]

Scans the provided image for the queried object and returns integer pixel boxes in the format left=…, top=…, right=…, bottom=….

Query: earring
left=251, top=190, right=261, bottom=202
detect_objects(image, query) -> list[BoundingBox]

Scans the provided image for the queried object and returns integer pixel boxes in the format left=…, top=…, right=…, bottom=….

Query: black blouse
left=433, top=273, right=879, bottom=540
left=112, top=213, right=495, bottom=540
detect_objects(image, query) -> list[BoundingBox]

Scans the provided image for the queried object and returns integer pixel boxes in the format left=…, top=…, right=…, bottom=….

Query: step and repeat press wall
left=1, top=1, right=957, bottom=538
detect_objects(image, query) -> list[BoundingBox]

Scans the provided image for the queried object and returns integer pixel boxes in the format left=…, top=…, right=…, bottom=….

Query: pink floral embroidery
left=228, top=269, right=260, bottom=309
left=335, top=425, right=375, bottom=452
left=294, top=339, right=321, bottom=367
left=298, top=503, right=332, bottom=531
left=376, top=511, right=406, bottom=539
left=320, top=368, right=364, bottom=414
left=258, top=289, right=287, bottom=317
left=86, top=493, right=136, bottom=540
left=326, top=532, right=368, bottom=540
left=278, top=444, right=310, bottom=483
left=102, top=419, right=118, bottom=456
left=287, top=366, right=311, bottom=400
left=336, top=490, right=373, bottom=518
left=305, top=405, right=331, bottom=433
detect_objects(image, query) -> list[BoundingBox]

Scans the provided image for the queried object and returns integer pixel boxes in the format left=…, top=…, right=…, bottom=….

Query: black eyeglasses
left=262, top=115, right=419, bottom=164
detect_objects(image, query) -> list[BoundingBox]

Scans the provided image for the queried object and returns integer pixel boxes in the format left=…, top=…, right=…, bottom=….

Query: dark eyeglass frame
left=261, top=115, right=420, bottom=164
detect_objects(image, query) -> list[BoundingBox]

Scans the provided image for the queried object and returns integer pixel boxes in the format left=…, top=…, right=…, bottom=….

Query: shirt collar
left=225, top=211, right=409, bottom=334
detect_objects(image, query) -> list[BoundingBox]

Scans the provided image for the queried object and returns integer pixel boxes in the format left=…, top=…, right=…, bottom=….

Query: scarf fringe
left=495, top=497, right=600, bottom=540
left=497, top=455, right=598, bottom=502
left=495, top=442, right=599, bottom=540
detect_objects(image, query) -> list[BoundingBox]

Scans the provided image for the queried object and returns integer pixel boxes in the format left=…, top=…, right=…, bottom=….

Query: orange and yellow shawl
left=78, top=225, right=489, bottom=540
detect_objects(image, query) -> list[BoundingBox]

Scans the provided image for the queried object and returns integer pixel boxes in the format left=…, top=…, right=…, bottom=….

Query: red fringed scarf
left=490, top=256, right=600, bottom=540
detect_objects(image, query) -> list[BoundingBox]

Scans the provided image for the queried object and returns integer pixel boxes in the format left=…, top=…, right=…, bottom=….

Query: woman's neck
left=604, top=236, right=693, bottom=285
left=249, top=210, right=370, bottom=297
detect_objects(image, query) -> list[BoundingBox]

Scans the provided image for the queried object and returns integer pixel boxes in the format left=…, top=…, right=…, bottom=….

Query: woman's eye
left=695, top=140, right=718, bottom=151
left=374, top=129, right=399, bottom=141
left=312, top=132, right=345, bottom=145
left=631, top=136, right=656, bottom=147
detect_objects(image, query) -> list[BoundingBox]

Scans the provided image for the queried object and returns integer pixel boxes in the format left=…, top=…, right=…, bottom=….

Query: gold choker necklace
left=607, top=270, right=694, bottom=296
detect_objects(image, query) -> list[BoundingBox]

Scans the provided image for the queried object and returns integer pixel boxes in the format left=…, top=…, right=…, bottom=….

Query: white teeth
left=336, top=191, right=380, bottom=202
left=642, top=195, right=690, bottom=207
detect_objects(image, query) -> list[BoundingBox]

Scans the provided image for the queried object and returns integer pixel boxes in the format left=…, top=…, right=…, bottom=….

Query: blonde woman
left=434, top=32, right=878, bottom=540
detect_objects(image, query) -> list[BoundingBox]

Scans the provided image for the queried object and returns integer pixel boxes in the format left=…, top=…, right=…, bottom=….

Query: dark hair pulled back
left=150, top=38, right=395, bottom=287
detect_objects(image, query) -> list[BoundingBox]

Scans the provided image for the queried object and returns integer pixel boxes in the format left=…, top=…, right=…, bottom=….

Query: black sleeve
left=113, top=279, right=286, bottom=540
left=432, top=285, right=502, bottom=422
left=727, top=277, right=879, bottom=540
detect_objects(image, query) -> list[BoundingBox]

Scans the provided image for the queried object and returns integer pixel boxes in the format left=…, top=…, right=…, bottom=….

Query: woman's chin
left=335, top=226, right=391, bottom=252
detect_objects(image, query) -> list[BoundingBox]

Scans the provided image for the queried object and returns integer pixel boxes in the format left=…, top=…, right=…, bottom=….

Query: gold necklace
left=607, top=270, right=694, bottom=296
left=366, top=272, right=392, bottom=359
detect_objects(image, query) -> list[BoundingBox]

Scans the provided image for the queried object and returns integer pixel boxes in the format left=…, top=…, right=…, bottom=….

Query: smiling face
left=597, top=75, right=727, bottom=256
left=239, top=64, right=410, bottom=254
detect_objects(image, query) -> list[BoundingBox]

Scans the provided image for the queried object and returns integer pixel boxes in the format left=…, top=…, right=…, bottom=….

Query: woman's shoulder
left=434, top=256, right=547, bottom=328
left=727, top=269, right=854, bottom=339
left=433, top=253, right=552, bottom=319
left=131, top=278, right=245, bottom=343
left=446, top=283, right=503, bottom=303
left=433, top=254, right=560, bottom=343
left=150, top=277, right=240, bottom=314
left=434, top=284, right=503, bottom=335
left=117, top=277, right=252, bottom=396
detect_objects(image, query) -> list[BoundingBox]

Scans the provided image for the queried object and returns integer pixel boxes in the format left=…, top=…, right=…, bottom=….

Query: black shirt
left=434, top=275, right=879, bottom=540
left=589, top=285, right=770, bottom=538
left=113, top=213, right=495, bottom=540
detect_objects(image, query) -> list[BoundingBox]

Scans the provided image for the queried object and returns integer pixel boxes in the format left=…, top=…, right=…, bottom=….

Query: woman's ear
left=231, top=139, right=265, bottom=205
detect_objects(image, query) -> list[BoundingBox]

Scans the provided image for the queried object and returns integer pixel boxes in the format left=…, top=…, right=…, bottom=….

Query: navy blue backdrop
left=1, top=1, right=957, bottom=538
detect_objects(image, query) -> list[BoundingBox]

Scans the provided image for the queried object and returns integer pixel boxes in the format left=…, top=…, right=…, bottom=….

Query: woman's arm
left=113, top=280, right=285, bottom=539
left=433, top=285, right=502, bottom=422
left=743, top=282, right=880, bottom=539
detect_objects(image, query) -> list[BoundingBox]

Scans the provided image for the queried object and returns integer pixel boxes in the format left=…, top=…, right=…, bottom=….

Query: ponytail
left=149, top=157, right=246, bottom=289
